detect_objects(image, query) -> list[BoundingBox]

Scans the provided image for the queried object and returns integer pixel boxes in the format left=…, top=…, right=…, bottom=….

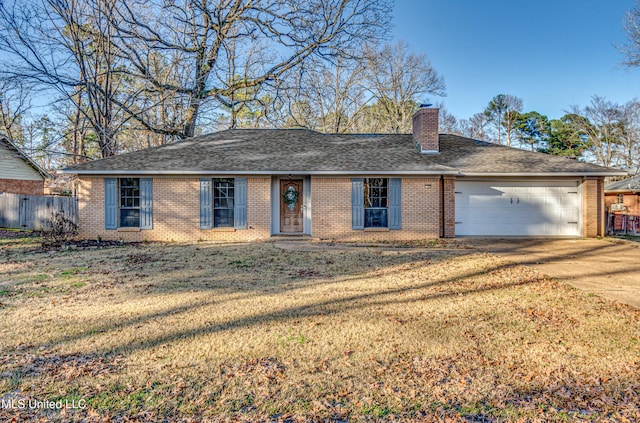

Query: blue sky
left=392, top=0, right=640, bottom=120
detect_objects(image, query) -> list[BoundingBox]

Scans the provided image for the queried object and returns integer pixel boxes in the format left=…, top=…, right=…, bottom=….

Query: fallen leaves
left=1, top=242, right=639, bottom=421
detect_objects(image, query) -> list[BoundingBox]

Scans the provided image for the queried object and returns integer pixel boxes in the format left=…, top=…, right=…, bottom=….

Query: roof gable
left=0, top=135, right=49, bottom=180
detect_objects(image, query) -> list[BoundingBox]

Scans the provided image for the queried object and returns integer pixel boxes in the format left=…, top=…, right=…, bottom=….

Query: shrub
left=42, top=210, right=78, bottom=247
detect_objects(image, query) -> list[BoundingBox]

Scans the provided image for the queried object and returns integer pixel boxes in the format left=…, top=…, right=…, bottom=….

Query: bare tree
left=484, top=94, right=523, bottom=146
left=218, top=33, right=274, bottom=129
left=0, top=77, right=31, bottom=143
left=622, top=2, right=640, bottom=67
left=569, top=96, right=622, bottom=168
left=55, top=96, right=93, bottom=164
left=0, top=0, right=140, bottom=157
left=275, top=56, right=368, bottom=133
left=617, top=100, right=640, bottom=169
left=459, top=112, right=490, bottom=140
left=114, top=0, right=391, bottom=139
left=22, top=114, right=62, bottom=169
left=437, top=104, right=460, bottom=135
left=364, top=41, right=446, bottom=133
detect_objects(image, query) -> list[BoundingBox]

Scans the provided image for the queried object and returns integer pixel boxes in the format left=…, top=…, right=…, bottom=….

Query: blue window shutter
left=200, top=178, right=212, bottom=229
left=104, top=178, right=117, bottom=230
left=234, top=177, right=247, bottom=229
left=140, top=178, right=153, bottom=229
left=352, top=178, right=364, bottom=230
left=389, top=178, right=402, bottom=230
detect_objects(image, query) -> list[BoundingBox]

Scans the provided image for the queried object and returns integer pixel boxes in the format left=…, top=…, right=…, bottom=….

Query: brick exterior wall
left=582, top=177, right=605, bottom=237
left=77, top=177, right=271, bottom=242
left=75, top=175, right=607, bottom=242
left=442, top=176, right=456, bottom=238
left=605, top=192, right=640, bottom=216
left=412, top=108, right=439, bottom=152
left=0, top=179, right=44, bottom=195
left=310, top=176, right=442, bottom=241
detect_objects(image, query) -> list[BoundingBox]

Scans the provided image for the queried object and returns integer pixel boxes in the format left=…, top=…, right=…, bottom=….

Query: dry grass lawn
left=0, top=236, right=639, bottom=422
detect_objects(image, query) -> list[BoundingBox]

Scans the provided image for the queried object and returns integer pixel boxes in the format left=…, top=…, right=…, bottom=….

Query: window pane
left=364, top=208, right=388, bottom=228
left=120, top=209, right=140, bottom=227
left=214, top=209, right=234, bottom=228
left=122, top=178, right=139, bottom=188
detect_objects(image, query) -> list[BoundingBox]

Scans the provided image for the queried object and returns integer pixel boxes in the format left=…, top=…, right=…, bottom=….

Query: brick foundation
left=0, top=179, right=44, bottom=195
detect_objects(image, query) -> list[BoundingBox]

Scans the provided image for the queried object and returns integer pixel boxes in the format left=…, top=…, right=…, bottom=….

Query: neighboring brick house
left=0, top=134, right=48, bottom=195
left=605, top=176, right=640, bottom=234
left=60, top=108, right=624, bottom=242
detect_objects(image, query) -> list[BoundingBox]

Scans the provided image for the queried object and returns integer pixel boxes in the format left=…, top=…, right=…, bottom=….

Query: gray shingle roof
left=605, top=175, right=640, bottom=192
left=437, top=134, right=621, bottom=175
left=61, top=129, right=623, bottom=176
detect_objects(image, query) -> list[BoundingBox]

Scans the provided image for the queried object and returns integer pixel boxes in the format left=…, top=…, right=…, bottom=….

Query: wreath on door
left=283, top=186, right=299, bottom=210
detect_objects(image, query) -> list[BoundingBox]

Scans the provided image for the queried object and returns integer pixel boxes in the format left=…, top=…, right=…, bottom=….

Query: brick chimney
left=412, top=106, right=439, bottom=154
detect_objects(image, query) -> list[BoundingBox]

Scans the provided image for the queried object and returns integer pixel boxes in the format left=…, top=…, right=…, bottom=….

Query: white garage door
left=455, top=180, right=581, bottom=236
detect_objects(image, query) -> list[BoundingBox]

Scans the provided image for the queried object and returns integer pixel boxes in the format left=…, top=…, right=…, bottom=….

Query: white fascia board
left=459, top=172, right=628, bottom=177
left=60, top=169, right=461, bottom=176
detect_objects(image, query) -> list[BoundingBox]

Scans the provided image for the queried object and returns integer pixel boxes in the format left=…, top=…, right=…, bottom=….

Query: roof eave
left=59, top=169, right=461, bottom=176
left=605, top=188, right=640, bottom=193
left=459, top=171, right=628, bottom=177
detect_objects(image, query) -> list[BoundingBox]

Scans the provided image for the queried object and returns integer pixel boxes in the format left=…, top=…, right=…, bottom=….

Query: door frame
left=271, top=176, right=312, bottom=235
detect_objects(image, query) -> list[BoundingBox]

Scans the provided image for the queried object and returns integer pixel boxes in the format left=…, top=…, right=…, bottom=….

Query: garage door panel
left=455, top=180, right=581, bottom=236
left=457, top=222, right=579, bottom=236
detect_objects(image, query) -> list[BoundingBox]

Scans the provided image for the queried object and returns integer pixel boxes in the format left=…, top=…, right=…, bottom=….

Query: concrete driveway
left=468, top=238, right=640, bottom=309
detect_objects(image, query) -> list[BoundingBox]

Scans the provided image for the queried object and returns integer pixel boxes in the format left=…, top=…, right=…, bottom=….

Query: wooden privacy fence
left=0, top=193, right=78, bottom=231
left=606, top=212, right=640, bottom=235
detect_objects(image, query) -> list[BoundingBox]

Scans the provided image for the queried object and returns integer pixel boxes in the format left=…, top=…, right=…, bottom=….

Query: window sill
left=210, top=227, right=236, bottom=232
left=117, top=227, right=141, bottom=232
left=363, top=227, right=390, bottom=232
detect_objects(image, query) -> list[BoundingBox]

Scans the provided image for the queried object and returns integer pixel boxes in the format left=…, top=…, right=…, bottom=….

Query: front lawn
left=0, top=237, right=639, bottom=421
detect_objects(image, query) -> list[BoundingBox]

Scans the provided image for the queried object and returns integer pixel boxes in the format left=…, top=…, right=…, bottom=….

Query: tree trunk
left=183, top=99, right=201, bottom=138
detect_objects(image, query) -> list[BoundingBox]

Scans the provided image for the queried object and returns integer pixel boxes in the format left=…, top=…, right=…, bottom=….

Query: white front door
left=455, top=180, right=581, bottom=236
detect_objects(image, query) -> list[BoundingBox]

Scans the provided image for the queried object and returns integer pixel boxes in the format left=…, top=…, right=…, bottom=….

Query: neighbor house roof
left=605, top=175, right=640, bottom=192
left=0, top=134, right=49, bottom=179
left=60, top=129, right=625, bottom=177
